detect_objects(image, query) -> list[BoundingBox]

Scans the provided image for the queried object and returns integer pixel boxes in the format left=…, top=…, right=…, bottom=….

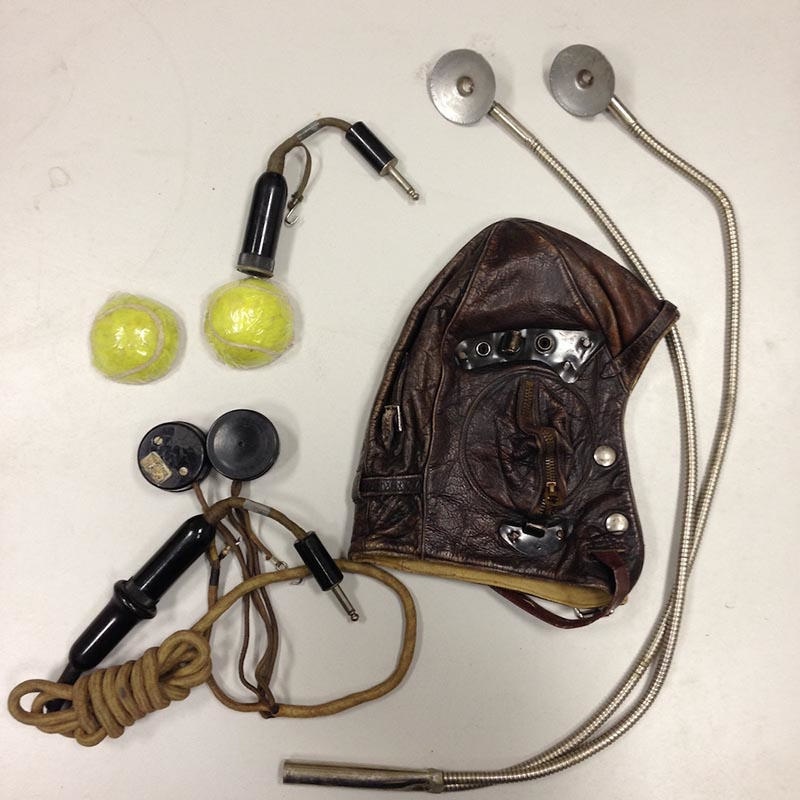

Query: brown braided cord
left=8, top=561, right=416, bottom=744
left=197, top=482, right=282, bottom=715
left=8, top=630, right=212, bottom=745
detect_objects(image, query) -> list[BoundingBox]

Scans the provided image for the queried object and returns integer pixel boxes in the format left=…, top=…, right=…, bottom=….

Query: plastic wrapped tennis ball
left=90, top=294, right=182, bottom=384
left=204, top=278, right=294, bottom=368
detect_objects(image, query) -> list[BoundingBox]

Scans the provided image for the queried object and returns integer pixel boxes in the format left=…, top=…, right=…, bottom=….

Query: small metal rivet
left=153, top=436, right=163, bottom=446
left=605, top=513, right=629, bottom=533
left=178, top=466, right=189, bottom=477
left=576, top=69, right=594, bottom=88
left=594, top=445, right=617, bottom=467
left=457, top=75, right=475, bottom=96
left=476, top=341, right=491, bottom=357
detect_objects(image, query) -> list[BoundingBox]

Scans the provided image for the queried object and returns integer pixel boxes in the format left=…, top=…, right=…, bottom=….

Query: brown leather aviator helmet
left=349, top=219, right=678, bottom=626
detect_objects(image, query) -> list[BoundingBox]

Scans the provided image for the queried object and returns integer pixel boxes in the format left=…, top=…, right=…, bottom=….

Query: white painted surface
left=1, top=1, right=797, bottom=798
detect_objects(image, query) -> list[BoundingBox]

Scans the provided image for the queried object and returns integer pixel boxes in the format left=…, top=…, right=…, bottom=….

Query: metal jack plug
left=330, top=585, right=359, bottom=621
left=345, top=122, right=420, bottom=200
left=294, top=532, right=359, bottom=621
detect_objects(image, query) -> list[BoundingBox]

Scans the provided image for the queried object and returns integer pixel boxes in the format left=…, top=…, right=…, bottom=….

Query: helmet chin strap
left=283, top=46, right=739, bottom=792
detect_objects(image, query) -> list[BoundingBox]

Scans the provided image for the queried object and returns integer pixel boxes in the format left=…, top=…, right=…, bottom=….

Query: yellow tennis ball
left=90, top=294, right=182, bottom=384
left=204, top=278, right=294, bottom=368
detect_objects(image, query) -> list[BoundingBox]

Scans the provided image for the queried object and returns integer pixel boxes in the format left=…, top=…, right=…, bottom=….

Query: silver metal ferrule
left=282, top=761, right=445, bottom=792
left=242, top=499, right=272, bottom=517
left=383, top=164, right=420, bottom=200
left=293, top=119, right=326, bottom=141
left=488, top=102, right=540, bottom=150
left=607, top=96, right=638, bottom=130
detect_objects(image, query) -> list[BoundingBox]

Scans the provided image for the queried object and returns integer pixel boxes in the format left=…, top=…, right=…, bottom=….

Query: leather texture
left=349, top=219, right=678, bottom=623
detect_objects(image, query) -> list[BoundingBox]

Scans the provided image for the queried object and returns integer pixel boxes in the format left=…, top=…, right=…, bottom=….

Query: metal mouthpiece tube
left=282, top=761, right=445, bottom=793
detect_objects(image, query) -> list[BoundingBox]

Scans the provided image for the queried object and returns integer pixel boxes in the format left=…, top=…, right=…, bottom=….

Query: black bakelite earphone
left=47, top=408, right=356, bottom=711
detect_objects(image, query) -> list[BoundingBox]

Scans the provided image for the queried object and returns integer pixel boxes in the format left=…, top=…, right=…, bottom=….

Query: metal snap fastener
left=594, top=445, right=617, bottom=467
left=605, top=512, right=629, bottom=533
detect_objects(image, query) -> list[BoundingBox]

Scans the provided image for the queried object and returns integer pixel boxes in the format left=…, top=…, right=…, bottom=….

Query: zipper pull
left=544, top=480, right=561, bottom=511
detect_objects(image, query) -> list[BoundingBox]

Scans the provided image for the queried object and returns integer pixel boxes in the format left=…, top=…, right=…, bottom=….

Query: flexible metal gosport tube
left=605, top=95, right=740, bottom=560
left=284, top=48, right=739, bottom=791
left=549, top=43, right=740, bottom=565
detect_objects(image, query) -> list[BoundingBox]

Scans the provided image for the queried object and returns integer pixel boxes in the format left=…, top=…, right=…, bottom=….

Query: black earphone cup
left=206, top=409, right=280, bottom=482
left=137, top=421, right=211, bottom=491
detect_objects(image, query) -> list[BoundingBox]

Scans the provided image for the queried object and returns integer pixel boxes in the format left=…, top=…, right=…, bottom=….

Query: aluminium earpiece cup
left=428, top=49, right=496, bottom=125
left=549, top=44, right=615, bottom=117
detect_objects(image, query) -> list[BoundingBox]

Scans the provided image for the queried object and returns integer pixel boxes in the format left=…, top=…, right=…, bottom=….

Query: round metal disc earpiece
left=549, top=44, right=615, bottom=117
left=428, top=49, right=496, bottom=125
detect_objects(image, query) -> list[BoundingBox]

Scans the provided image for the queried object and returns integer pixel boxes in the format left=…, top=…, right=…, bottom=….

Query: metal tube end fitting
left=607, top=96, right=639, bottom=130
left=282, top=761, right=444, bottom=792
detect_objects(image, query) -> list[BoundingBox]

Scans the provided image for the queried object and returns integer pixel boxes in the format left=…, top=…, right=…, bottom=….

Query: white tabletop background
left=2, top=1, right=798, bottom=798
